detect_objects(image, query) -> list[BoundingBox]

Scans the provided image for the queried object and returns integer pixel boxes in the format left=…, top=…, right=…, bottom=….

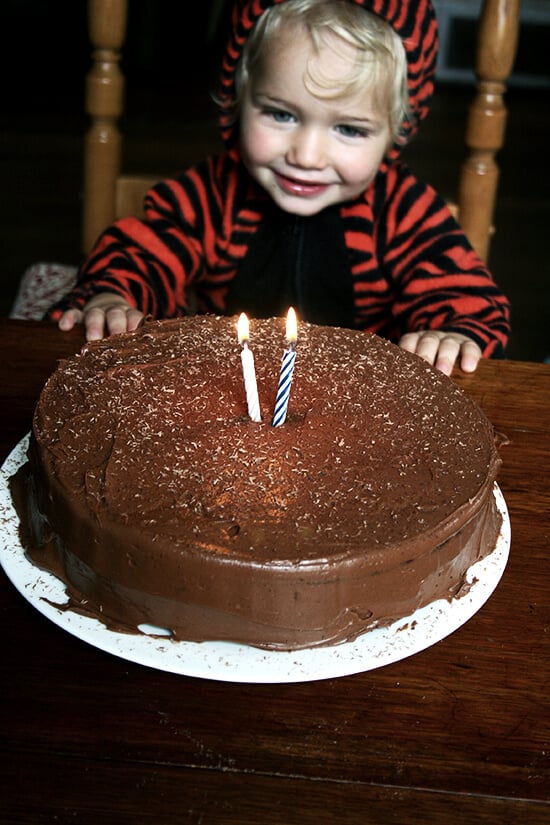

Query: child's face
left=239, top=24, right=391, bottom=216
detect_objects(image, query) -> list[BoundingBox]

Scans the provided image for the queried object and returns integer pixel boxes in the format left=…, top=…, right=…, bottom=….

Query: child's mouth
left=274, top=172, right=330, bottom=197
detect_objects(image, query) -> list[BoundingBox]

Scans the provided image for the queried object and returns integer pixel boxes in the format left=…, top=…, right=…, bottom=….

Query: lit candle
left=272, top=307, right=297, bottom=427
left=237, top=313, right=261, bottom=422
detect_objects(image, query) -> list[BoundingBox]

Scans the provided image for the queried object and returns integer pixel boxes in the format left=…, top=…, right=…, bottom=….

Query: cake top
left=34, top=315, right=500, bottom=565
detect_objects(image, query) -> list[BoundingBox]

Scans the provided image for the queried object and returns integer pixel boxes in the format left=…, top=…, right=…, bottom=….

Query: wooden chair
left=82, top=0, right=520, bottom=262
left=10, top=0, right=520, bottom=320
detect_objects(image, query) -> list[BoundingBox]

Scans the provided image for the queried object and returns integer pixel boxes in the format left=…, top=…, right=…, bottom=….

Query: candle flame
left=237, top=312, right=249, bottom=345
left=286, top=307, right=297, bottom=345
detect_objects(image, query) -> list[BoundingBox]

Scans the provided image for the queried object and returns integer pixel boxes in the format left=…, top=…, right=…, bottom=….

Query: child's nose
left=286, top=127, right=327, bottom=170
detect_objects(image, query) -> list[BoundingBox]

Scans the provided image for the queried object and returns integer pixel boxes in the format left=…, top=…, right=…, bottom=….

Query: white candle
left=237, top=313, right=261, bottom=422
left=272, top=308, right=297, bottom=428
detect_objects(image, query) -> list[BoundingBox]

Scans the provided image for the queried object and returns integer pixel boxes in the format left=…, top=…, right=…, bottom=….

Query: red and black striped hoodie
left=48, top=0, right=510, bottom=356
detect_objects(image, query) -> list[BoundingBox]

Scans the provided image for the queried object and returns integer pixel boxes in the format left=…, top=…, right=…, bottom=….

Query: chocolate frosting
left=11, top=316, right=502, bottom=649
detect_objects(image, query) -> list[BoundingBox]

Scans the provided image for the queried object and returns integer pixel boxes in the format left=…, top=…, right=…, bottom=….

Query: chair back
left=82, top=0, right=520, bottom=262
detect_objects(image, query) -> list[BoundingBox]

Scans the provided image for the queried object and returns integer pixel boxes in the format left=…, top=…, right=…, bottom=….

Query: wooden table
left=0, top=319, right=548, bottom=824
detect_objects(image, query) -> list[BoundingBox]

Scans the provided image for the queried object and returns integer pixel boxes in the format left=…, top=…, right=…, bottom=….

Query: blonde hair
left=233, top=0, right=410, bottom=143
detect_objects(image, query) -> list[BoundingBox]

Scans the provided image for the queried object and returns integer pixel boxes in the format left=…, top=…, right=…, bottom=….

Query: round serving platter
left=0, top=435, right=510, bottom=683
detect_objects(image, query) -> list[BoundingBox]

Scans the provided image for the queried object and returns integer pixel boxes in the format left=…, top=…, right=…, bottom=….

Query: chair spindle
left=83, top=0, right=128, bottom=253
left=458, top=0, right=520, bottom=262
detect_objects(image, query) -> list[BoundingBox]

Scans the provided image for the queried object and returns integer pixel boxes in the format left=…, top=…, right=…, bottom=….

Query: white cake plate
left=0, top=435, right=510, bottom=684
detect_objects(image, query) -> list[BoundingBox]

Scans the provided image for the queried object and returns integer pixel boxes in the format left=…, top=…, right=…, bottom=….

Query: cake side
left=11, top=316, right=503, bottom=649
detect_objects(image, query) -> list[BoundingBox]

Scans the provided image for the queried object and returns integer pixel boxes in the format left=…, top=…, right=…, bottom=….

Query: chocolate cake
left=11, top=315, right=503, bottom=650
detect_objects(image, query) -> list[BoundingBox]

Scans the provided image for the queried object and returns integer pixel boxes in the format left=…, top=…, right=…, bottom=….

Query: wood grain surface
left=0, top=319, right=548, bottom=824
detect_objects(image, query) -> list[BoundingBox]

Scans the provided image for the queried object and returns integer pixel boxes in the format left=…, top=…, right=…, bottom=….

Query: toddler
left=49, top=0, right=510, bottom=375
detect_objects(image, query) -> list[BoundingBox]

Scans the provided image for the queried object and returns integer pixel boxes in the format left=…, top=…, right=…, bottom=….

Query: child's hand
left=58, top=294, right=144, bottom=341
left=399, top=330, right=482, bottom=376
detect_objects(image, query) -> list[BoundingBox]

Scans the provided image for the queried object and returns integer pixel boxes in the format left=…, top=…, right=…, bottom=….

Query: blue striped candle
left=272, top=308, right=297, bottom=427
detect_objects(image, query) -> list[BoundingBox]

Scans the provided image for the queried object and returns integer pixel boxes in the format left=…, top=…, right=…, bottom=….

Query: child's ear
left=391, top=130, right=409, bottom=151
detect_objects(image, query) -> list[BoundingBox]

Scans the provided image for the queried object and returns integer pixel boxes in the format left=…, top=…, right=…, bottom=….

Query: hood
left=217, top=0, right=439, bottom=153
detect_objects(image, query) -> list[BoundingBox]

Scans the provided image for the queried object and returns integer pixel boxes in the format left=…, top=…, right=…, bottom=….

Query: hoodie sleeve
left=46, top=156, right=232, bottom=321
left=374, top=163, right=511, bottom=357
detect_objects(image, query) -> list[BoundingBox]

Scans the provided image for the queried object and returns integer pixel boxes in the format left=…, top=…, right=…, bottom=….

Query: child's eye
left=264, top=107, right=296, bottom=124
left=336, top=124, right=368, bottom=139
